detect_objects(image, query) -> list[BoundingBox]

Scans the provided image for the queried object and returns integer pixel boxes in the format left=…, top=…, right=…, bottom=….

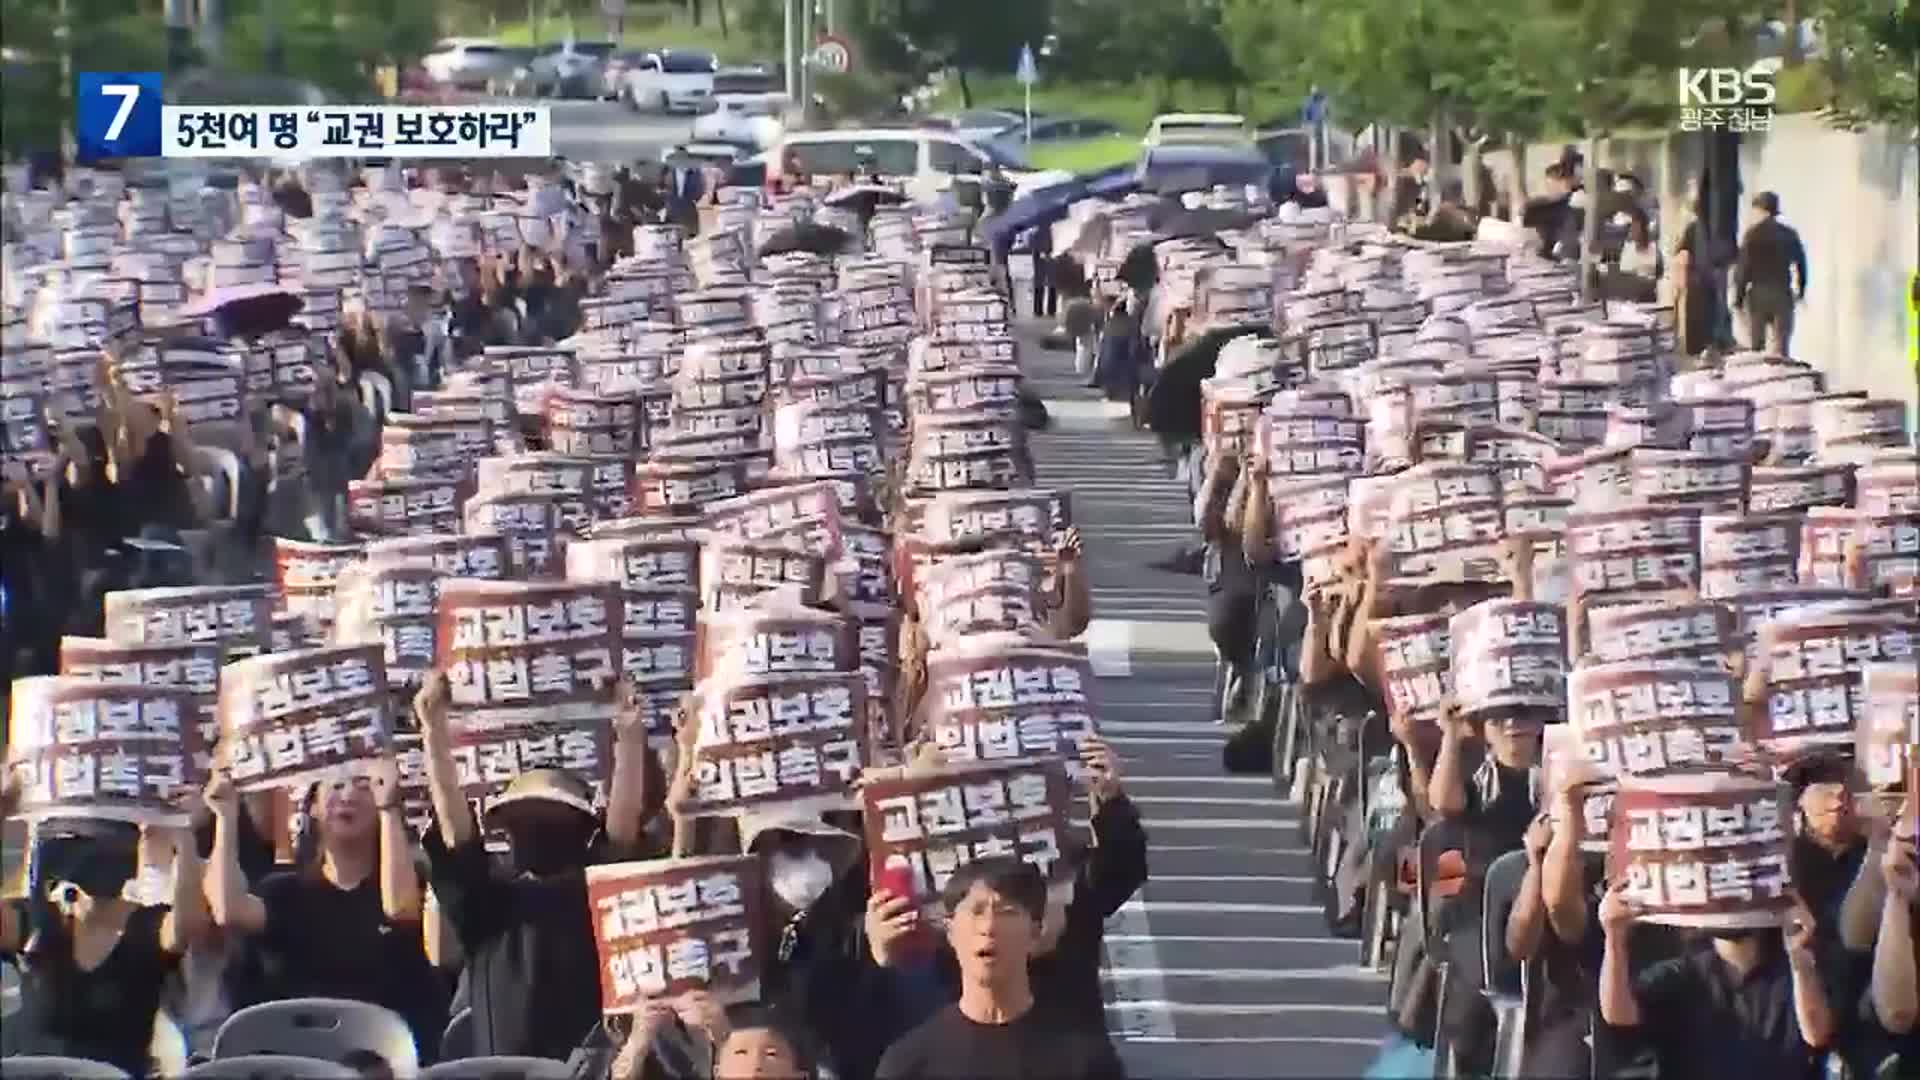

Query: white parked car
left=420, top=38, right=518, bottom=89
left=1144, top=112, right=1252, bottom=147
left=770, top=128, right=1032, bottom=205
left=621, top=48, right=719, bottom=113
left=691, top=95, right=786, bottom=151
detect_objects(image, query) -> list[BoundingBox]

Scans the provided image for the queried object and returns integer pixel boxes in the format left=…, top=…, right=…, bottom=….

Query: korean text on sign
left=218, top=645, right=394, bottom=792
left=688, top=672, right=867, bottom=816
left=1570, top=661, right=1744, bottom=779
left=586, top=855, right=764, bottom=1013
left=436, top=579, right=623, bottom=730
left=6, top=677, right=203, bottom=827
left=104, top=584, right=274, bottom=658
left=159, top=106, right=552, bottom=158
left=1610, top=776, right=1792, bottom=929
left=862, top=759, right=1074, bottom=916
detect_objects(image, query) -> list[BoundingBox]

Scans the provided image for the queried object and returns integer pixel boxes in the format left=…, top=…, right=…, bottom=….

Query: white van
left=1144, top=112, right=1251, bottom=147
left=769, top=128, right=1029, bottom=203
left=620, top=48, right=719, bottom=113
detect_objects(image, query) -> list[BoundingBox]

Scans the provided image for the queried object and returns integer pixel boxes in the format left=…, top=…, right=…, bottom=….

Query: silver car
left=420, top=38, right=518, bottom=90
left=528, top=40, right=617, bottom=99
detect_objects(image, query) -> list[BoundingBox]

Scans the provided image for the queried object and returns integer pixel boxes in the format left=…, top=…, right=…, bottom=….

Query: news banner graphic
left=76, top=71, right=552, bottom=162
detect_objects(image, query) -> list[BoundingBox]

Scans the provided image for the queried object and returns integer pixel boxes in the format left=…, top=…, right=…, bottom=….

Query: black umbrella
left=1145, top=322, right=1274, bottom=439
left=825, top=184, right=910, bottom=221
left=758, top=222, right=854, bottom=258
left=185, top=283, right=305, bottom=340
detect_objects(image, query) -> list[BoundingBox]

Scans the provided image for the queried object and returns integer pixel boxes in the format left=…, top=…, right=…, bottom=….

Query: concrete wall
left=1486, top=118, right=1918, bottom=422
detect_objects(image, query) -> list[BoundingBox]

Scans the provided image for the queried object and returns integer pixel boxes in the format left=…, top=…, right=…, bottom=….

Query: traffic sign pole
left=1016, top=43, right=1038, bottom=143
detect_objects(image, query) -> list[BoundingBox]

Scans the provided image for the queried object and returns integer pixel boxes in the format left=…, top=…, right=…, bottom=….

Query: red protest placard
left=1448, top=600, right=1567, bottom=722
left=104, top=584, right=275, bottom=658
left=861, top=759, right=1074, bottom=912
left=1758, top=612, right=1917, bottom=750
left=5, top=677, right=204, bottom=827
left=1569, top=661, right=1744, bottom=779
left=436, top=579, right=623, bottom=732
left=1609, top=775, right=1792, bottom=929
left=1565, top=503, right=1702, bottom=597
left=586, top=855, right=765, bottom=1014
left=1372, top=611, right=1453, bottom=725
left=684, top=672, right=867, bottom=816
left=217, top=645, right=394, bottom=792
left=1857, top=663, right=1919, bottom=791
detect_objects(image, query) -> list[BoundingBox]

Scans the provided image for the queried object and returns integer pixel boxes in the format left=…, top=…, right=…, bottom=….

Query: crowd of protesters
left=0, top=125, right=1905, bottom=1080
left=0, top=151, right=1157, bottom=1080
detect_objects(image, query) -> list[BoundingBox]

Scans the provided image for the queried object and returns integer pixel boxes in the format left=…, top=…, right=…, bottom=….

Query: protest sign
left=695, top=599, right=855, bottom=684
left=861, top=758, right=1074, bottom=914
left=1383, top=463, right=1506, bottom=584
left=1565, top=504, right=1701, bottom=597
left=104, top=584, right=275, bottom=658
left=1630, top=451, right=1750, bottom=513
left=59, top=637, right=222, bottom=768
left=632, top=459, right=748, bottom=517
left=1569, top=661, right=1744, bottom=779
left=586, top=855, right=765, bottom=1013
left=218, top=645, right=394, bottom=792
left=364, top=533, right=511, bottom=580
left=4, top=678, right=203, bottom=826
left=684, top=672, right=867, bottom=816
left=348, top=475, right=466, bottom=536
left=1857, top=453, right=1920, bottom=516
left=1748, top=465, right=1852, bottom=515
left=702, top=483, right=847, bottom=564
left=436, top=579, right=623, bottom=732
left=330, top=562, right=441, bottom=692
left=1699, top=514, right=1799, bottom=597
left=1373, top=612, right=1453, bottom=724
left=1448, top=600, right=1566, bottom=721
left=1857, top=663, right=1919, bottom=790
left=921, top=646, right=1097, bottom=783
left=274, top=539, right=365, bottom=631
left=1542, top=724, right=1615, bottom=855
left=1610, top=775, right=1792, bottom=928
left=699, top=540, right=830, bottom=614
left=1586, top=602, right=1736, bottom=667
left=1756, top=612, right=1917, bottom=750
left=567, top=535, right=701, bottom=591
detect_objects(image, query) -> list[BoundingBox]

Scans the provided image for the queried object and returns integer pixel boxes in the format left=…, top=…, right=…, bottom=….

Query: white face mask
left=768, top=850, right=836, bottom=911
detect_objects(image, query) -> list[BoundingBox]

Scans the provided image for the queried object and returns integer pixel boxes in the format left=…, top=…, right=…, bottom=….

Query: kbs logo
left=1678, top=68, right=1777, bottom=133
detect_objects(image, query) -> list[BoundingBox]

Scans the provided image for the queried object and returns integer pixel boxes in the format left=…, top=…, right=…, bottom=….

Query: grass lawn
left=489, top=5, right=768, bottom=64
left=1025, top=134, right=1142, bottom=173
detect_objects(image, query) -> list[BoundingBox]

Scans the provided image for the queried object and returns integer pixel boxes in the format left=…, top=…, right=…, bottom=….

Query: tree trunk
left=716, top=0, right=729, bottom=36
left=1461, top=131, right=1486, bottom=217
left=1507, top=132, right=1530, bottom=222
left=1783, top=1, right=1802, bottom=67
left=689, top=0, right=704, bottom=26
left=1579, top=131, right=1605, bottom=301
left=1427, top=103, right=1452, bottom=205
left=1379, top=126, right=1402, bottom=223
left=956, top=67, right=973, bottom=108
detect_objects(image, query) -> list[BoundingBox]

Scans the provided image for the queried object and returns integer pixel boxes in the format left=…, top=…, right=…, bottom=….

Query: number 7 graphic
left=101, top=84, right=141, bottom=141
left=76, top=71, right=163, bottom=160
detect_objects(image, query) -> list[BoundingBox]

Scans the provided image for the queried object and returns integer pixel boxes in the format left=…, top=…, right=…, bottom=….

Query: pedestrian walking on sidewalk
left=1733, top=191, right=1807, bottom=356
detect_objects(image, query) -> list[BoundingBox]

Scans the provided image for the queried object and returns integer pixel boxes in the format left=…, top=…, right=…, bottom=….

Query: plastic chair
left=1479, top=849, right=1531, bottom=1079
left=151, top=1010, right=191, bottom=1078
left=197, top=446, right=244, bottom=522
left=212, top=998, right=417, bottom=1076
left=420, top=1058, right=572, bottom=1080
left=358, top=370, right=394, bottom=426
left=1417, top=821, right=1472, bottom=1079
left=0, top=1057, right=131, bottom=1080
left=181, top=1056, right=358, bottom=1079
left=437, top=1010, right=473, bottom=1064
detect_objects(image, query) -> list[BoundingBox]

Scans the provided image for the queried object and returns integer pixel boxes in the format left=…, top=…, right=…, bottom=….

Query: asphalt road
left=538, top=97, right=697, bottom=163
left=1010, top=311, right=1389, bottom=1078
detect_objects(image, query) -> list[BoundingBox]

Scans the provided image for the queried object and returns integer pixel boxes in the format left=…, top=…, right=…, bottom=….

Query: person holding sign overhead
left=415, top=671, right=663, bottom=1062
left=0, top=775, right=212, bottom=1076
left=203, top=747, right=449, bottom=1062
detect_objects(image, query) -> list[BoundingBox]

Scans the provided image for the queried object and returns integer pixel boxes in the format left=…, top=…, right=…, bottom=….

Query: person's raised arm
left=1081, top=737, right=1147, bottom=918
left=1195, top=458, right=1231, bottom=541
left=1049, top=527, right=1091, bottom=640
left=1241, top=459, right=1273, bottom=564
left=1507, top=814, right=1553, bottom=962
left=1298, top=584, right=1341, bottom=686
left=605, top=683, right=658, bottom=858
left=367, top=751, right=422, bottom=922
left=1872, top=835, right=1919, bottom=1034
left=415, top=672, right=477, bottom=850
left=1597, top=881, right=1642, bottom=1028
left=203, top=768, right=268, bottom=935
left=1427, top=698, right=1474, bottom=819
left=1840, top=829, right=1891, bottom=952
left=158, top=824, right=211, bottom=954
left=0, top=772, right=24, bottom=951
left=1542, top=775, right=1589, bottom=945
left=1784, top=893, right=1836, bottom=1049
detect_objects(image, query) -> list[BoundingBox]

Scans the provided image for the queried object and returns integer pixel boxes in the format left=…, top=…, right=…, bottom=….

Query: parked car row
left=417, top=36, right=740, bottom=111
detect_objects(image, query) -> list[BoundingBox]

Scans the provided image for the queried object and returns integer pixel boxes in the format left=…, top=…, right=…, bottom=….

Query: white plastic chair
left=419, top=1058, right=572, bottom=1080
left=0, top=1057, right=131, bottom=1080
left=195, top=446, right=244, bottom=521
left=358, top=370, right=394, bottom=426
left=181, top=1056, right=358, bottom=1079
left=212, top=998, right=417, bottom=1077
left=150, top=1010, right=190, bottom=1078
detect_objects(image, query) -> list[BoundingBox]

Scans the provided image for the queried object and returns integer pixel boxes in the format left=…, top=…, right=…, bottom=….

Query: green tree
left=1809, top=0, right=1920, bottom=130
left=892, top=0, right=1051, bottom=105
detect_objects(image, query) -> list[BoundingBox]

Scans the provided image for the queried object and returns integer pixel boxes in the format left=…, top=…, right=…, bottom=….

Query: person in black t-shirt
left=206, top=751, right=447, bottom=1062
left=1786, top=753, right=1868, bottom=938
left=416, top=672, right=658, bottom=1061
left=1599, top=878, right=1837, bottom=1080
left=0, top=798, right=212, bottom=1078
left=875, top=858, right=1124, bottom=1080
left=1506, top=769, right=1607, bottom=1079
